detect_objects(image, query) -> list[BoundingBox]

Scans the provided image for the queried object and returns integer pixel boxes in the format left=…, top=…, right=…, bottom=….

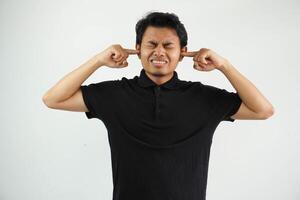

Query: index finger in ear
left=181, top=51, right=198, bottom=57
left=124, top=49, right=140, bottom=55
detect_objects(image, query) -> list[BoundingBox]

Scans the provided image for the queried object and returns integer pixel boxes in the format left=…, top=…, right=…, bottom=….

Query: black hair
left=135, top=11, right=188, bottom=48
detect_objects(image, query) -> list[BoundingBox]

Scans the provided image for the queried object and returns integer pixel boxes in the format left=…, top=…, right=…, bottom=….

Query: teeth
left=152, top=60, right=167, bottom=64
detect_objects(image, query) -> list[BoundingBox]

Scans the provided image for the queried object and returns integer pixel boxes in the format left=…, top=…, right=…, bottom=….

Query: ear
left=135, top=44, right=141, bottom=59
left=179, top=46, right=187, bottom=62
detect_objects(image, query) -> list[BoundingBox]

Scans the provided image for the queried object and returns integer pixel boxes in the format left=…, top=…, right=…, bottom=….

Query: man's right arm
left=42, top=44, right=138, bottom=112
left=42, top=55, right=103, bottom=112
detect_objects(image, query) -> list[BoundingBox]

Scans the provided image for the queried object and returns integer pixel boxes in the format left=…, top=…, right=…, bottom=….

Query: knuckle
left=200, top=48, right=207, bottom=53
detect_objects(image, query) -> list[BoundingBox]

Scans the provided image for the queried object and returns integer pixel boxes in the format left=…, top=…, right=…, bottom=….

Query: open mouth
left=150, top=59, right=168, bottom=67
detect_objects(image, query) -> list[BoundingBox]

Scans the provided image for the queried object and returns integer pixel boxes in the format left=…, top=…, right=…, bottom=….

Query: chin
left=145, top=66, right=175, bottom=76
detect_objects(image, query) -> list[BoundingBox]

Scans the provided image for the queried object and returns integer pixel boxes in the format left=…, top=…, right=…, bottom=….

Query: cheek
left=169, top=51, right=181, bottom=62
left=141, top=51, right=148, bottom=57
left=140, top=51, right=151, bottom=61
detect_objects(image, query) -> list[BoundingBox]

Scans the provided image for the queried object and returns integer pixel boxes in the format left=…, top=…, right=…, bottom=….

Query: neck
left=145, top=70, right=174, bottom=85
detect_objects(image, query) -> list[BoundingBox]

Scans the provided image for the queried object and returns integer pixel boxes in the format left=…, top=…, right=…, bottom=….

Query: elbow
left=42, top=95, right=50, bottom=107
left=42, top=93, right=47, bottom=104
left=42, top=94, right=54, bottom=108
left=260, top=106, right=275, bottom=119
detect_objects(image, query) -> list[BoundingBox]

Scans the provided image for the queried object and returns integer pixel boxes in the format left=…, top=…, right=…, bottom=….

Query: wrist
left=91, top=54, right=104, bottom=68
left=218, top=60, right=232, bottom=73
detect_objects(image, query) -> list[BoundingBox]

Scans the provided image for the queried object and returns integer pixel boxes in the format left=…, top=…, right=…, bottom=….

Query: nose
left=153, top=45, right=166, bottom=56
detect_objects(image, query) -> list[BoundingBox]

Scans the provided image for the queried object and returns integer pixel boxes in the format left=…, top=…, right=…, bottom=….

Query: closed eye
left=165, top=44, right=173, bottom=48
left=146, top=44, right=174, bottom=49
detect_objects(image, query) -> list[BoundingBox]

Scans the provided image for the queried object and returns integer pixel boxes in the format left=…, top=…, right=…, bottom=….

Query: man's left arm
left=181, top=48, right=275, bottom=120
left=218, top=61, right=275, bottom=120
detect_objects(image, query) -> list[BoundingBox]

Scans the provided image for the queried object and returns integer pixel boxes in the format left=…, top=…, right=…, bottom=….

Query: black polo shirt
left=80, top=68, right=242, bottom=200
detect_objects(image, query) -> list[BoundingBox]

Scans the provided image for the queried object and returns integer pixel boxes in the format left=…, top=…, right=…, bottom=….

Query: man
left=42, top=11, right=274, bottom=200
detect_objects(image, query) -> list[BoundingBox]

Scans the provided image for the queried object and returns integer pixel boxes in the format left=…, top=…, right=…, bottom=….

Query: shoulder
left=196, top=82, right=229, bottom=95
left=81, top=79, right=124, bottom=97
left=178, top=80, right=219, bottom=93
left=174, top=79, right=203, bottom=91
left=82, top=79, right=122, bottom=89
left=82, top=75, right=139, bottom=92
left=120, top=75, right=138, bottom=84
left=183, top=81, right=235, bottom=101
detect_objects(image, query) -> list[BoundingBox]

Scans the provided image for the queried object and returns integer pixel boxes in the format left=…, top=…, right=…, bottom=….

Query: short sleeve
left=216, top=89, right=242, bottom=122
left=80, top=80, right=120, bottom=121
left=203, top=84, right=242, bottom=123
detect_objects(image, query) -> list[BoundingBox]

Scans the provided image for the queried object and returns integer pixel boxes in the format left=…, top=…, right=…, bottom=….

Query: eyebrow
left=147, top=40, right=174, bottom=45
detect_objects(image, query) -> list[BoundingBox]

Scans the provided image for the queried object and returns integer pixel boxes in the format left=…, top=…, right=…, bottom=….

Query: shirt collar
left=137, top=68, right=180, bottom=89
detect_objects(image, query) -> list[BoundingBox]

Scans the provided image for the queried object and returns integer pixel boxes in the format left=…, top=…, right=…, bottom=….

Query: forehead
left=142, top=26, right=180, bottom=43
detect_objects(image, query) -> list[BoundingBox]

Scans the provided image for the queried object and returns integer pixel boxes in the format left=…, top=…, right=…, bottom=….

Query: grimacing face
left=136, top=26, right=187, bottom=77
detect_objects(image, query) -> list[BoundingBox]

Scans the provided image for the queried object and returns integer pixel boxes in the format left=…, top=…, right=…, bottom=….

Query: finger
left=193, top=62, right=202, bottom=70
left=114, top=55, right=125, bottom=62
left=181, top=51, right=198, bottom=57
left=121, top=60, right=128, bottom=66
left=116, top=60, right=123, bottom=66
left=193, top=54, right=199, bottom=62
left=124, top=49, right=140, bottom=55
left=199, top=55, right=208, bottom=64
left=117, top=58, right=127, bottom=66
left=118, top=60, right=128, bottom=67
left=195, top=55, right=205, bottom=64
left=112, top=53, right=121, bottom=60
left=194, top=61, right=205, bottom=70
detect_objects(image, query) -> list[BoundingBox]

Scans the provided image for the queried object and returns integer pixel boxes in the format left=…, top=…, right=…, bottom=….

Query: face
left=136, top=26, right=187, bottom=77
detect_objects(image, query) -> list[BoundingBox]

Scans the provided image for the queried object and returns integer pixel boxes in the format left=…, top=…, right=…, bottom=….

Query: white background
left=1, top=0, right=299, bottom=199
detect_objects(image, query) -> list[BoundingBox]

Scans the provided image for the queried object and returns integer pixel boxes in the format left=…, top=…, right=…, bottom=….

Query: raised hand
left=94, top=44, right=140, bottom=68
left=181, top=48, right=228, bottom=72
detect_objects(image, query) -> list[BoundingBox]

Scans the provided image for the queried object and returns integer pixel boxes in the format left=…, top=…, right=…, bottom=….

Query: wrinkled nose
left=153, top=46, right=166, bottom=56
